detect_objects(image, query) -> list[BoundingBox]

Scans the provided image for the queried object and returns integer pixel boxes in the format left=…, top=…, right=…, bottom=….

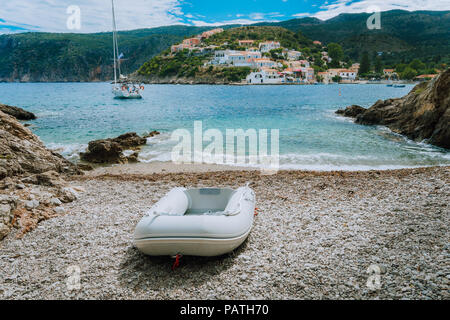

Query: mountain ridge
left=1, top=10, right=448, bottom=82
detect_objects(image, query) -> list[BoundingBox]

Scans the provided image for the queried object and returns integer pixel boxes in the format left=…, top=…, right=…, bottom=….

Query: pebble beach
left=1, top=165, right=448, bottom=300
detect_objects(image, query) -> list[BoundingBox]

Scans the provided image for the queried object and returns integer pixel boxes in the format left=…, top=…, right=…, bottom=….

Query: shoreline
left=0, top=81, right=418, bottom=85
left=83, top=161, right=450, bottom=177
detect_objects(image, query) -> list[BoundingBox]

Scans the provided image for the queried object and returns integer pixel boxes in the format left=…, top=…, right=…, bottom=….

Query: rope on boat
left=172, top=254, right=182, bottom=271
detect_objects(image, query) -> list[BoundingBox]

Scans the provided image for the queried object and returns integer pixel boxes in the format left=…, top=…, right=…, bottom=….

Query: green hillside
left=202, top=26, right=313, bottom=50
left=0, top=26, right=212, bottom=82
left=263, top=10, right=450, bottom=66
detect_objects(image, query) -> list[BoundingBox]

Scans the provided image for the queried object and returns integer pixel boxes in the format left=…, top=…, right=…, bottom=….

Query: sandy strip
left=85, top=161, right=257, bottom=175
left=0, top=166, right=449, bottom=299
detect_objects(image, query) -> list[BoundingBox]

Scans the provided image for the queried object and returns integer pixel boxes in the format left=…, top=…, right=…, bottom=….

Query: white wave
left=35, top=111, right=62, bottom=118
left=136, top=148, right=450, bottom=172
left=47, top=142, right=87, bottom=162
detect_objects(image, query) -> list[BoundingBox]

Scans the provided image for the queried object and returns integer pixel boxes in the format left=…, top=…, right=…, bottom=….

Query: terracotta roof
left=261, top=67, right=278, bottom=72
left=415, top=74, right=437, bottom=78
left=254, top=58, right=274, bottom=62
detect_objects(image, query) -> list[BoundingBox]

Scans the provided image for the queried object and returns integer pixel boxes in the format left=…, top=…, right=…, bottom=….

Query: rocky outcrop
left=143, top=130, right=160, bottom=139
left=0, top=195, right=17, bottom=239
left=338, top=69, right=450, bottom=149
left=0, top=104, right=36, bottom=120
left=0, top=111, right=80, bottom=180
left=0, top=110, right=83, bottom=240
left=336, top=105, right=367, bottom=118
left=80, top=132, right=147, bottom=164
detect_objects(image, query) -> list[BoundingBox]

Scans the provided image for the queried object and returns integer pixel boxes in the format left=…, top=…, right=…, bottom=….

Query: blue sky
left=176, top=0, right=326, bottom=26
left=0, top=0, right=449, bottom=34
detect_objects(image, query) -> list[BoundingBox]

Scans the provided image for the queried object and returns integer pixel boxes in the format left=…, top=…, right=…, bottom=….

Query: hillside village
left=137, top=26, right=441, bottom=84
left=168, top=28, right=365, bottom=84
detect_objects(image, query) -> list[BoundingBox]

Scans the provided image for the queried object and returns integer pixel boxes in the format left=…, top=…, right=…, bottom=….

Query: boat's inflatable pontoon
left=133, top=187, right=256, bottom=256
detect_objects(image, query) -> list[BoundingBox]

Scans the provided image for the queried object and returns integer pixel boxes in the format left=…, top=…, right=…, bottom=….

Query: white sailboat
left=111, top=0, right=144, bottom=99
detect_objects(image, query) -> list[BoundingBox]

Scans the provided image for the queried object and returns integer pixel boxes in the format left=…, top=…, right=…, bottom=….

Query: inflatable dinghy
left=134, top=186, right=256, bottom=257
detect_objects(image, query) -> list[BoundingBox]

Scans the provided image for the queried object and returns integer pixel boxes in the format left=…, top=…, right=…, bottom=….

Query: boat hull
left=114, top=95, right=142, bottom=99
left=133, top=187, right=255, bottom=257
left=113, top=90, right=142, bottom=99
left=134, top=229, right=251, bottom=257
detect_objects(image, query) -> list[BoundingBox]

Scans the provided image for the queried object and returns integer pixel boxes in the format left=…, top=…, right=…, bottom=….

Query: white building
left=299, top=60, right=310, bottom=68
left=228, top=52, right=248, bottom=66
left=246, top=68, right=282, bottom=84
left=295, top=67, right=315, bottom=82
left=245, top=51, right=262, bottom=60
left=287, top=50, right=302, bottom=61
left=339, top=69, right=357, bottom=81
left=251, top=58, right=280, bottom=69
left=259, top=41, right=281, bottom=53
left=211, top=50, right=241, bottom=65
left=211, top=50, right=262, bottom=67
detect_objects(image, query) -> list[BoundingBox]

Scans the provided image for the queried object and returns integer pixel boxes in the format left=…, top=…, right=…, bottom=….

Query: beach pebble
left=59, top=187, right=79, bottom=203
left=50, top=198, right=62, bottom=206
left=54, top=207, right=66, bottom=215
left=24, top=200, right=39, bottom=210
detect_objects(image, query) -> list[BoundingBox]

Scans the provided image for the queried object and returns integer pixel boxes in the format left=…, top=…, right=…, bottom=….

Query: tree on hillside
left=270, top=48, right=283, bottom=60
left=409, top=59, right=425, bottom=72
left=359, top=51, right=370, bottom=75
left=332, top=75, right=342, bottom=83
left=313, top=54, right=324, bottom=67
left=327, top=43, right=344, bottom=68
left=400, top=67, right=417, bottom=80
left=302, top=47, right=311, bottom=56
left=395, top=63, right=407, bottom=73
left=375, top=56, right=383, bottom=74
left=328, top=43, right=343, bottom=61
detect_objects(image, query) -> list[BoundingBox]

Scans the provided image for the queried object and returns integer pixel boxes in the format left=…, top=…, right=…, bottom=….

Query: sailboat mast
left=112, top=0, right=117, bottom=85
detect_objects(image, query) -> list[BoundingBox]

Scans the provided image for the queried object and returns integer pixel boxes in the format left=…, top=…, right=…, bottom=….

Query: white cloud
left=190, top=18, right=263, bottom=27
left=190, top=11, right=285, bottom=27
left=0, top=0, right=186, bottom=33
left=292, top=13, right=310, bottom=18
left=1, top=0, right=449, bottom=34
left=249, top=13, right=265, bottom=20
left=312, top=0, right=450, bottom=20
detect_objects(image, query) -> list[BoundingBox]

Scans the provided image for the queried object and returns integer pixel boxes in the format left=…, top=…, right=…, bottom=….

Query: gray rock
left=0, top=195, right=17, bottom=239
left=80, top=132, right=147, bottom=164
left=50, top=198, right=62, bottom=206
left=25, top=200, right=39, bottom=210
left=59, top=187, right=78, bottom=203
left=336, top=105, right=367, bottom=118
left=0, top=104, right=36, bottom=120
left=54, top=207, right=66, bottom=214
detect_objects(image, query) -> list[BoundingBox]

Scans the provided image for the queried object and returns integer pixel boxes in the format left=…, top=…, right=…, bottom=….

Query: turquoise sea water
left=0, top=82, right=448, bottom=170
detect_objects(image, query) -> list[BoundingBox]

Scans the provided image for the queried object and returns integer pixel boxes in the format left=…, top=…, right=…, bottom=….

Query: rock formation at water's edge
left=0, top=110, right=82, bottom=240
left=336, top=69, right=449, bottom=149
